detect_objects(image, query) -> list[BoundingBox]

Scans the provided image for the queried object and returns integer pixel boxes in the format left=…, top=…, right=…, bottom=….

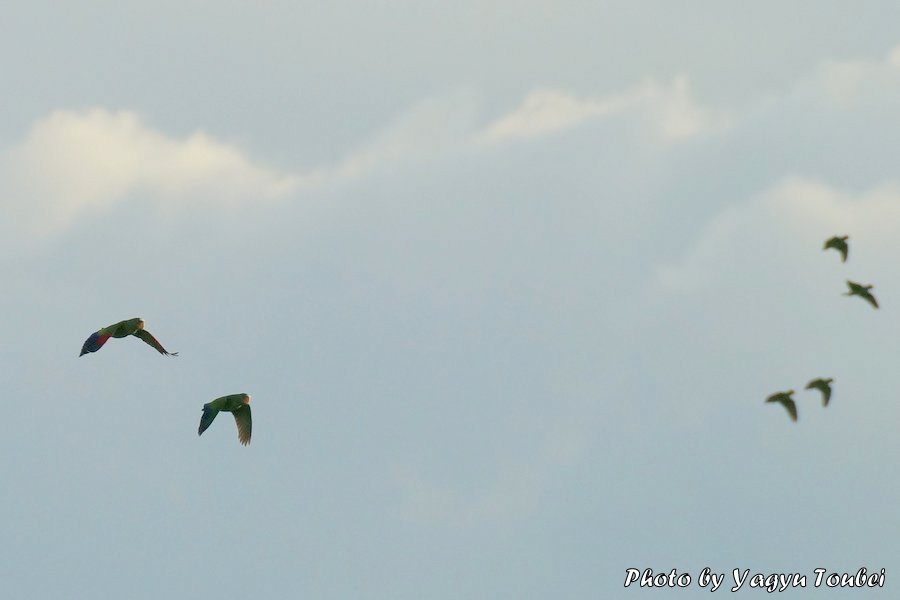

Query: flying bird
left=823, top=235, right=849, bottom=262
left=198, top=393, right=252, bottom=446
left=766, top=390, right=797, bottom=422
left=80, top=317, right=178, bottom=356
left=844, top=280, right=879, bottom=308
left=805, top=377, right=833, bottom=407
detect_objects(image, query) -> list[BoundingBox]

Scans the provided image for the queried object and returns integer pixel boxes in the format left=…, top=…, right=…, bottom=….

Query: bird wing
left=824, top=238, right=848, bottom=260
left=863, top=291, right=879, bottom=308
left=821, top=386, right=831, bottom=407
left=806, top=380, right=831, bottom=406
left=133, top=329, right=178, bottom=355
left=780, top=398, right=798, bottom=422
left=198, top=405, right=219, bottom=436
left=232, top=405, right=252, bottom=446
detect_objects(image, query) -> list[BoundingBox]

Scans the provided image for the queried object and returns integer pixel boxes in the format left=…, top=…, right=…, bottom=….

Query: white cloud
left=787, top=43, right=900, bottom=110
left=0, top=95, right=481, bottom=242
left=655, top=176, right=900, bottom=294
left=888, top=44, right=900, bottom=68
left=473, top=42, right=900, bottom=151
left=478, top=76, right=731, bottom=144
left=10, top=41, right=900, bottom=245
left=1, top=109, right=300, bottom=237
left=312, top=90, right=478, bottom=182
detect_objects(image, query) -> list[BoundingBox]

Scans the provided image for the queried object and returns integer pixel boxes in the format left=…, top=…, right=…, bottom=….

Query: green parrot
left=198, top=393, right=252, bottom=445
left=805, top=377, right=833, bottom=407
left=80, top=317, right=177, bottom=356
left=844, top=280, right=878, bottom=308
left=765, top=390, right=797, bottom=422
left=823, top=235, right=849, bottom=262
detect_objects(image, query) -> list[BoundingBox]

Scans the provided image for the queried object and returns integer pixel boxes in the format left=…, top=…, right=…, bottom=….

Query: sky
left=2, top=2, right=900, bottom=598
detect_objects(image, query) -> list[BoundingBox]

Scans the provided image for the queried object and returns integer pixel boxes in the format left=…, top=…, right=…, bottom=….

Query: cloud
left=888, top=44, right=900, bottom=68
left=785, top=43, right=900, bottom=111
left=655, top=176, right=900, bottom=295
left=302, top=90, right=479, bottom=186
left=9, top=41, right=900, bottom=245
left=0, top=95, right=481, bottom=242
left=477, top=76, right=731, bottom=144
left=1, top=109, right=300, bottom=238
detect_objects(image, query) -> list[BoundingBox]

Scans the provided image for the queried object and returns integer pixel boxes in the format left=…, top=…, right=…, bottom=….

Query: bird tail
left=79, top=332, right=111, bottom=356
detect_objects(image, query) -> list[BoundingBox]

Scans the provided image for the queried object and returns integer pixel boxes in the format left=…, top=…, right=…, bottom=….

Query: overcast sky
left=2, top=2, right=900, bottom=598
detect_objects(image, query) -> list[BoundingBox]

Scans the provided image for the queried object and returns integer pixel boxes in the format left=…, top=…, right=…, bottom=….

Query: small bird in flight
left=805, top=378, right=833, bottom=407
left=823, top=235, right=849, bottom=262
left=844, top=281, right=879, bottom=308
left=198, top=393, right=252, bottom=446
left=766, top=390, right=797, bottom=422
left=80, top=317, right=178, bottom=356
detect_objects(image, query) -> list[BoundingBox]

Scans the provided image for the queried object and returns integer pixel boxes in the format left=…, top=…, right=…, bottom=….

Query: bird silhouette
left=844, top=281, right=878, bottom=308
left=766, top=390, right=797, bottom=422
left=79, top=317, right=178, bottom=356
left=823, top=235, right=849, bottom=262
left=805, top=377, right=833, bottom=407
left=198, top=393, right=252, bottom=445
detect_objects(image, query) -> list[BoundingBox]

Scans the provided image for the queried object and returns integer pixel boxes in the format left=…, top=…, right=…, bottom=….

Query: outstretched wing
left=806, top=380, right=831, bottom=406
left=198, top=405, right=219, bottom=436
left=820, top=385, right=832, bottom=406
left=133, top=329, right=178, bottom=355
left=780, top=398, right=798, bottom=422
left=232, top=405, right=252, bottom=446
left=863, top=291, right=879, bottom=309
left=824, top=238, right=848, bottom=262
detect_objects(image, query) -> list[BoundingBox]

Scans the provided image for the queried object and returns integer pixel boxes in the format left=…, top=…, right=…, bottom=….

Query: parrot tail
left=79, top=332, right=111, bottom=356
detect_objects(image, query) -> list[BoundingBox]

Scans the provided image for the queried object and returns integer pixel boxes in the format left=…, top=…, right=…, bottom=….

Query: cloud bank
left=656, top=176, right=900, bottom=295
left=478, top=76, right=730, bottom=143
left=1, top=109, right=300, bottom=238
left=7, top=43, right=900, bottom=247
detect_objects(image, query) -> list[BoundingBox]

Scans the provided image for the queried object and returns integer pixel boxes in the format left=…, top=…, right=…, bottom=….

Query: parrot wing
left=232, top=405, right=252, bottom=446
left=133, top=329, right=178, bottom=355
left=198, top=405, right=219, bottom=436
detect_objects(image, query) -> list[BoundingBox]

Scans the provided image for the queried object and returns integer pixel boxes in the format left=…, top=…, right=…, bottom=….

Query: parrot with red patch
left=79, top=317, right=178, bottom=356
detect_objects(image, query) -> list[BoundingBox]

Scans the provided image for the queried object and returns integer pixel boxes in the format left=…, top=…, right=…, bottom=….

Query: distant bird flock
left=80, top=317, right=251, bottom=445
left=766, top=235, right=875, bottom=422
left=75, top=236, right=874, bottom=433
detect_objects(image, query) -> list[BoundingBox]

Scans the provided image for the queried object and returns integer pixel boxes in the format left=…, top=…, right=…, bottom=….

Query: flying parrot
left=844, top=280, right=878, bottom=309
left=80, top=317, right=178, bottom=356
left=805, top=377, right=833, bottom=407
left=823, top=235, right=849, bottom=262
left=765, top=390, right=797, bottom=422
left=198, top=393, right=252, bottom=446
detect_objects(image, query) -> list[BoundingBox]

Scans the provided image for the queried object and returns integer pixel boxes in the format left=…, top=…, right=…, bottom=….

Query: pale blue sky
left=2, top=2, right=899, bottom=598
